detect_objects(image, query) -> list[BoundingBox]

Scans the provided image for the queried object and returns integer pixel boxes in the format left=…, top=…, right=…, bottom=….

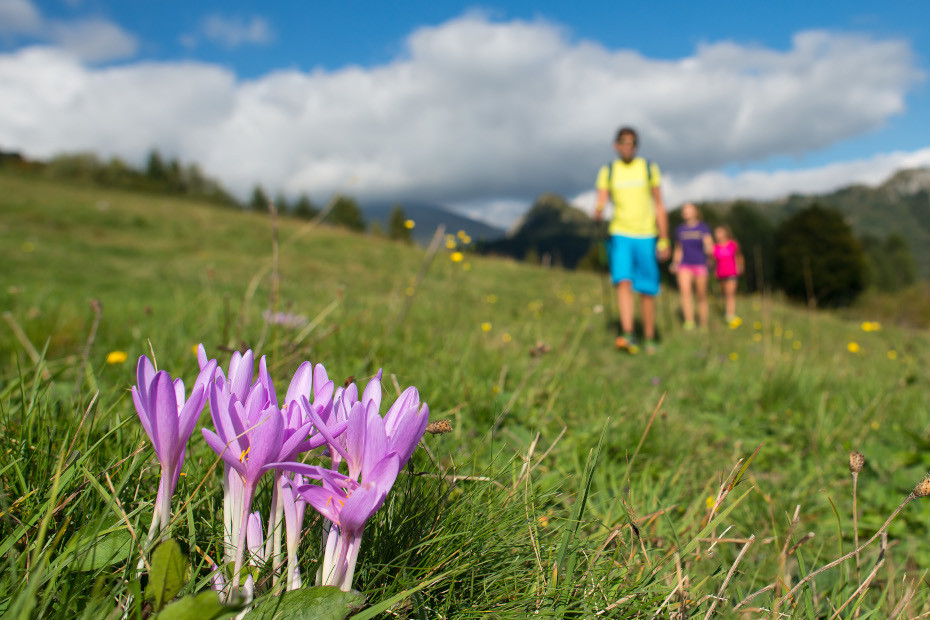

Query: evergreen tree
left=146, top=150, right=167, bottom=183
left=293, top=193, right=318, bottom=219
left=274, top=192, right=290, bottom=213
left=775, top=204, right=866, bottom=307
left=388, top=204, right=412, bottom=242
left=249, top=185, right=269, bottom=212
left=326, top=196, right=366, bottom=231
left=726, top=202, right=775, bottom=293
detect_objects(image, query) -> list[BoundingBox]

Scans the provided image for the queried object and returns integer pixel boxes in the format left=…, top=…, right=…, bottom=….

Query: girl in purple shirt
left=670, top=203, right=713, bottom=330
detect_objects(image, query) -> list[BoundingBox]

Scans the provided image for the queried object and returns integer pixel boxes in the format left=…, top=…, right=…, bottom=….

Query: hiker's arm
left=652, top=186, right=670, bottom=260
left=594, top=189, right=609, bottom=222
left=670, top=242, right=682, bottom=273
left=703, top=233, right=714, bottom=260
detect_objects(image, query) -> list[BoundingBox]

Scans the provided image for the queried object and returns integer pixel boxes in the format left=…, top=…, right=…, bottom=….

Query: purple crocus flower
left=279, top=371, right=428, bottom=591
left=202, top=378, right=331, bottom=598
left=132, top=354, right=216, bottom=544
left=255, top=356, right=346, bottom=584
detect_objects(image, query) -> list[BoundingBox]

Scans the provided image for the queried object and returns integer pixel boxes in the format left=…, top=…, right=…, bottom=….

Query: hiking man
left=594, top=127, right=670, bottom=354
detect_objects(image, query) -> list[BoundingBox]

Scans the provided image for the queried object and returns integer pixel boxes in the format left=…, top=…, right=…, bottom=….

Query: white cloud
left=0, top=14, right=925, bottom=228
left=0, top=0, right=137, bottom=62
left=200, top=14, right=273, bottom=48
left=48, top=18, right=137, bottom=62
left=0, top=0, right=42, bottom=34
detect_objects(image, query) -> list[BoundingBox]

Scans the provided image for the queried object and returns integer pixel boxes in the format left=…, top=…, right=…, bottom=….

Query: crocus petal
left=135, top=356, right=156, bottom=401
left=366, top=453, right=401, bottom=497
left=202, top=428, right=246, bottom=476
left=284, top=361, right=314, bottom=408
left=177, top=384, right=207, bottom=446
left=361, top=408, right=388, bottom=481
left=389, top=404, right=429, bottom=466
left=243, top=409, right=283, bottom=483
left=131, top=386, right=157, bottom=450
left=152, top=371, right=180, bottom=464
left=313, top=364, right=332, bottom=402
left=361, top=369, right=382, bottom=413
left=258, top=356, right=279, bottom=410
left=228, top=350, right=254, bottom=402
left=301, top=396, right=349, bottom=461
left=339, top=482, right=385, bottom=535
left=294, top=484, right=342, bottom=524
left=383, top=386, right=419, bottom=436
left=278, top=420, right=313, bottom=462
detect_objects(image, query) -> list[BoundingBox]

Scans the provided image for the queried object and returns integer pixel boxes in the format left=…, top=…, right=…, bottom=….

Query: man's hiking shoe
left=615, top=335, right=640, bottom=355
left=645, top=340, right=658, bottom=355
left=683, top=320, right=696, bottom=331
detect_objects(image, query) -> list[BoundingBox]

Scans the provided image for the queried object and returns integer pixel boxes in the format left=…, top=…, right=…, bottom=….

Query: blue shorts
left=608, top=235, right=660, bottom=296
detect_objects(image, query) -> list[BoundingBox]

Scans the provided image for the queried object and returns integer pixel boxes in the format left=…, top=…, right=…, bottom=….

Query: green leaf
left=154, top=590, right=241, bottom=620
left=70, top=526, right=133, bottom=571
left=145, top=539, right=188, bottom=612
left=245, top=586, right=365, bottom=620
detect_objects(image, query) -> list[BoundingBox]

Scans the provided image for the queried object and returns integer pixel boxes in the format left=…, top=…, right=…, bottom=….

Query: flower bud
left=914, top=473, right=930, bottom=498
left=849, top=450, right=864, bottom=474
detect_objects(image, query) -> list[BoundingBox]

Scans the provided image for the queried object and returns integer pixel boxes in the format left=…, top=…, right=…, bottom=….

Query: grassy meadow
left=2, top=168, right=930, bottom=618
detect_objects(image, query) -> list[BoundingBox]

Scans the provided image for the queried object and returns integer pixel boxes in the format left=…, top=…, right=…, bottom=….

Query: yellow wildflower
left=887, top=350, right=898, bottom=360
left=404, top=219, right=415, bottom=229
left=847, top=342, right=860, bottom=353
left=450, top=251, right=464, bottom=263
left=106, top=351, right=128, bottom=364
left=481, top=322, right=492, bottom=332
left=728, top=352, right=739, bottom=361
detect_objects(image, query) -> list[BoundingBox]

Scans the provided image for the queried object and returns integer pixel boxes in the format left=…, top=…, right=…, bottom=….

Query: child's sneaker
left=615, top=334, right=640, bottom=355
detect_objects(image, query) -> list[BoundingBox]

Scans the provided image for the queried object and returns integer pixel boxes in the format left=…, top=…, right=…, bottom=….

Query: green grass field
left=2, top=169, right=930, bottom=618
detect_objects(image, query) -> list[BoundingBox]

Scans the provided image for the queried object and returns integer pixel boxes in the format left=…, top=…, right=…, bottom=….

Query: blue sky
left=1, top=0, right=928, bottom=227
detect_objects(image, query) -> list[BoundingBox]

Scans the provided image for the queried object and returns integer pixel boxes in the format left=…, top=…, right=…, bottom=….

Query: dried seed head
left=849, top=450, right=864, bottom=474
left=914, top=473, right=930, bottom=498
left=426, top=419, right=453, bottom=435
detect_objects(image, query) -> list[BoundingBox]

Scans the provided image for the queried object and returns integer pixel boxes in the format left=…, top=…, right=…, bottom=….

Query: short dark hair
left=615, top=126, right=638, bottom=145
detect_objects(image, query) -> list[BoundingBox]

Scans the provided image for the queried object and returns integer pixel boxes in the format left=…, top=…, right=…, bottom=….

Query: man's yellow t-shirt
left=596, top=157, right=662, bottom=237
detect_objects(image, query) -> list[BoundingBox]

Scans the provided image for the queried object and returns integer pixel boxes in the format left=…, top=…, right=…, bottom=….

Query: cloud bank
left=0, top=11, right=925, bottom=227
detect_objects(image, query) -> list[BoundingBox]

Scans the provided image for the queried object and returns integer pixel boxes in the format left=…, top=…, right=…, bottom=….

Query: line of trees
left=1, top=147, right=423, bottom=240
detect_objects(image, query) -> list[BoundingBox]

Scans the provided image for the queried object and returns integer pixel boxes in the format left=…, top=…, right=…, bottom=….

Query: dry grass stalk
left=849, top=450, right=864, bottom=586
left=702, top=534, right=755, bottom=619
left=828, top=532, right=886, bottom=620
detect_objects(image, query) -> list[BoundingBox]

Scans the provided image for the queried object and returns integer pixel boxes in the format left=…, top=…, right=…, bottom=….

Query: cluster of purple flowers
left=132, top=344, right=430, bottom=601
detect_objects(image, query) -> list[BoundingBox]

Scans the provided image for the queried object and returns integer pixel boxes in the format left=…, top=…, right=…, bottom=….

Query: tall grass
left=2, top=170, right=930, bottom=617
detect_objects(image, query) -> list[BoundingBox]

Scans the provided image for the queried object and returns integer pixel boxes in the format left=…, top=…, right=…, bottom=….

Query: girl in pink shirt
left=713, top=226, right=744, bottom=323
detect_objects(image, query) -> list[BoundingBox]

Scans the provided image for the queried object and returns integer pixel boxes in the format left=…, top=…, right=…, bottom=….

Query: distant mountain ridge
left=362, top=202, right=506, bottom=245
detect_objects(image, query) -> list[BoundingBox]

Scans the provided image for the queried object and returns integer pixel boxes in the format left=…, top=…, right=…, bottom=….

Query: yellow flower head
left=887, top=350, right=898, bottom=360
left=753, top=333, right=762, bottom=342
left=792, top=340, right=802, bottom=350
left=457, top=230, right=468, bottom=239
left=481, top=322, right=492, bottom=332
left=728, top=352, right=739, bottom=361
left=753, top=321, right=762, bottom=330
left=106, top=351, right=128, bottom=364
left=847, top=342, right=860, bottom=353
left=450, top=251, right=464, bottom=263
left=705, top=496, right=716, bottom=510
left=729, top=317, right=742, bottom=329
left=404, top=219, right=415, bottom=229
left=445, top=239, right=457, bottom=249
left=502, top=333, right=512, bottom=343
